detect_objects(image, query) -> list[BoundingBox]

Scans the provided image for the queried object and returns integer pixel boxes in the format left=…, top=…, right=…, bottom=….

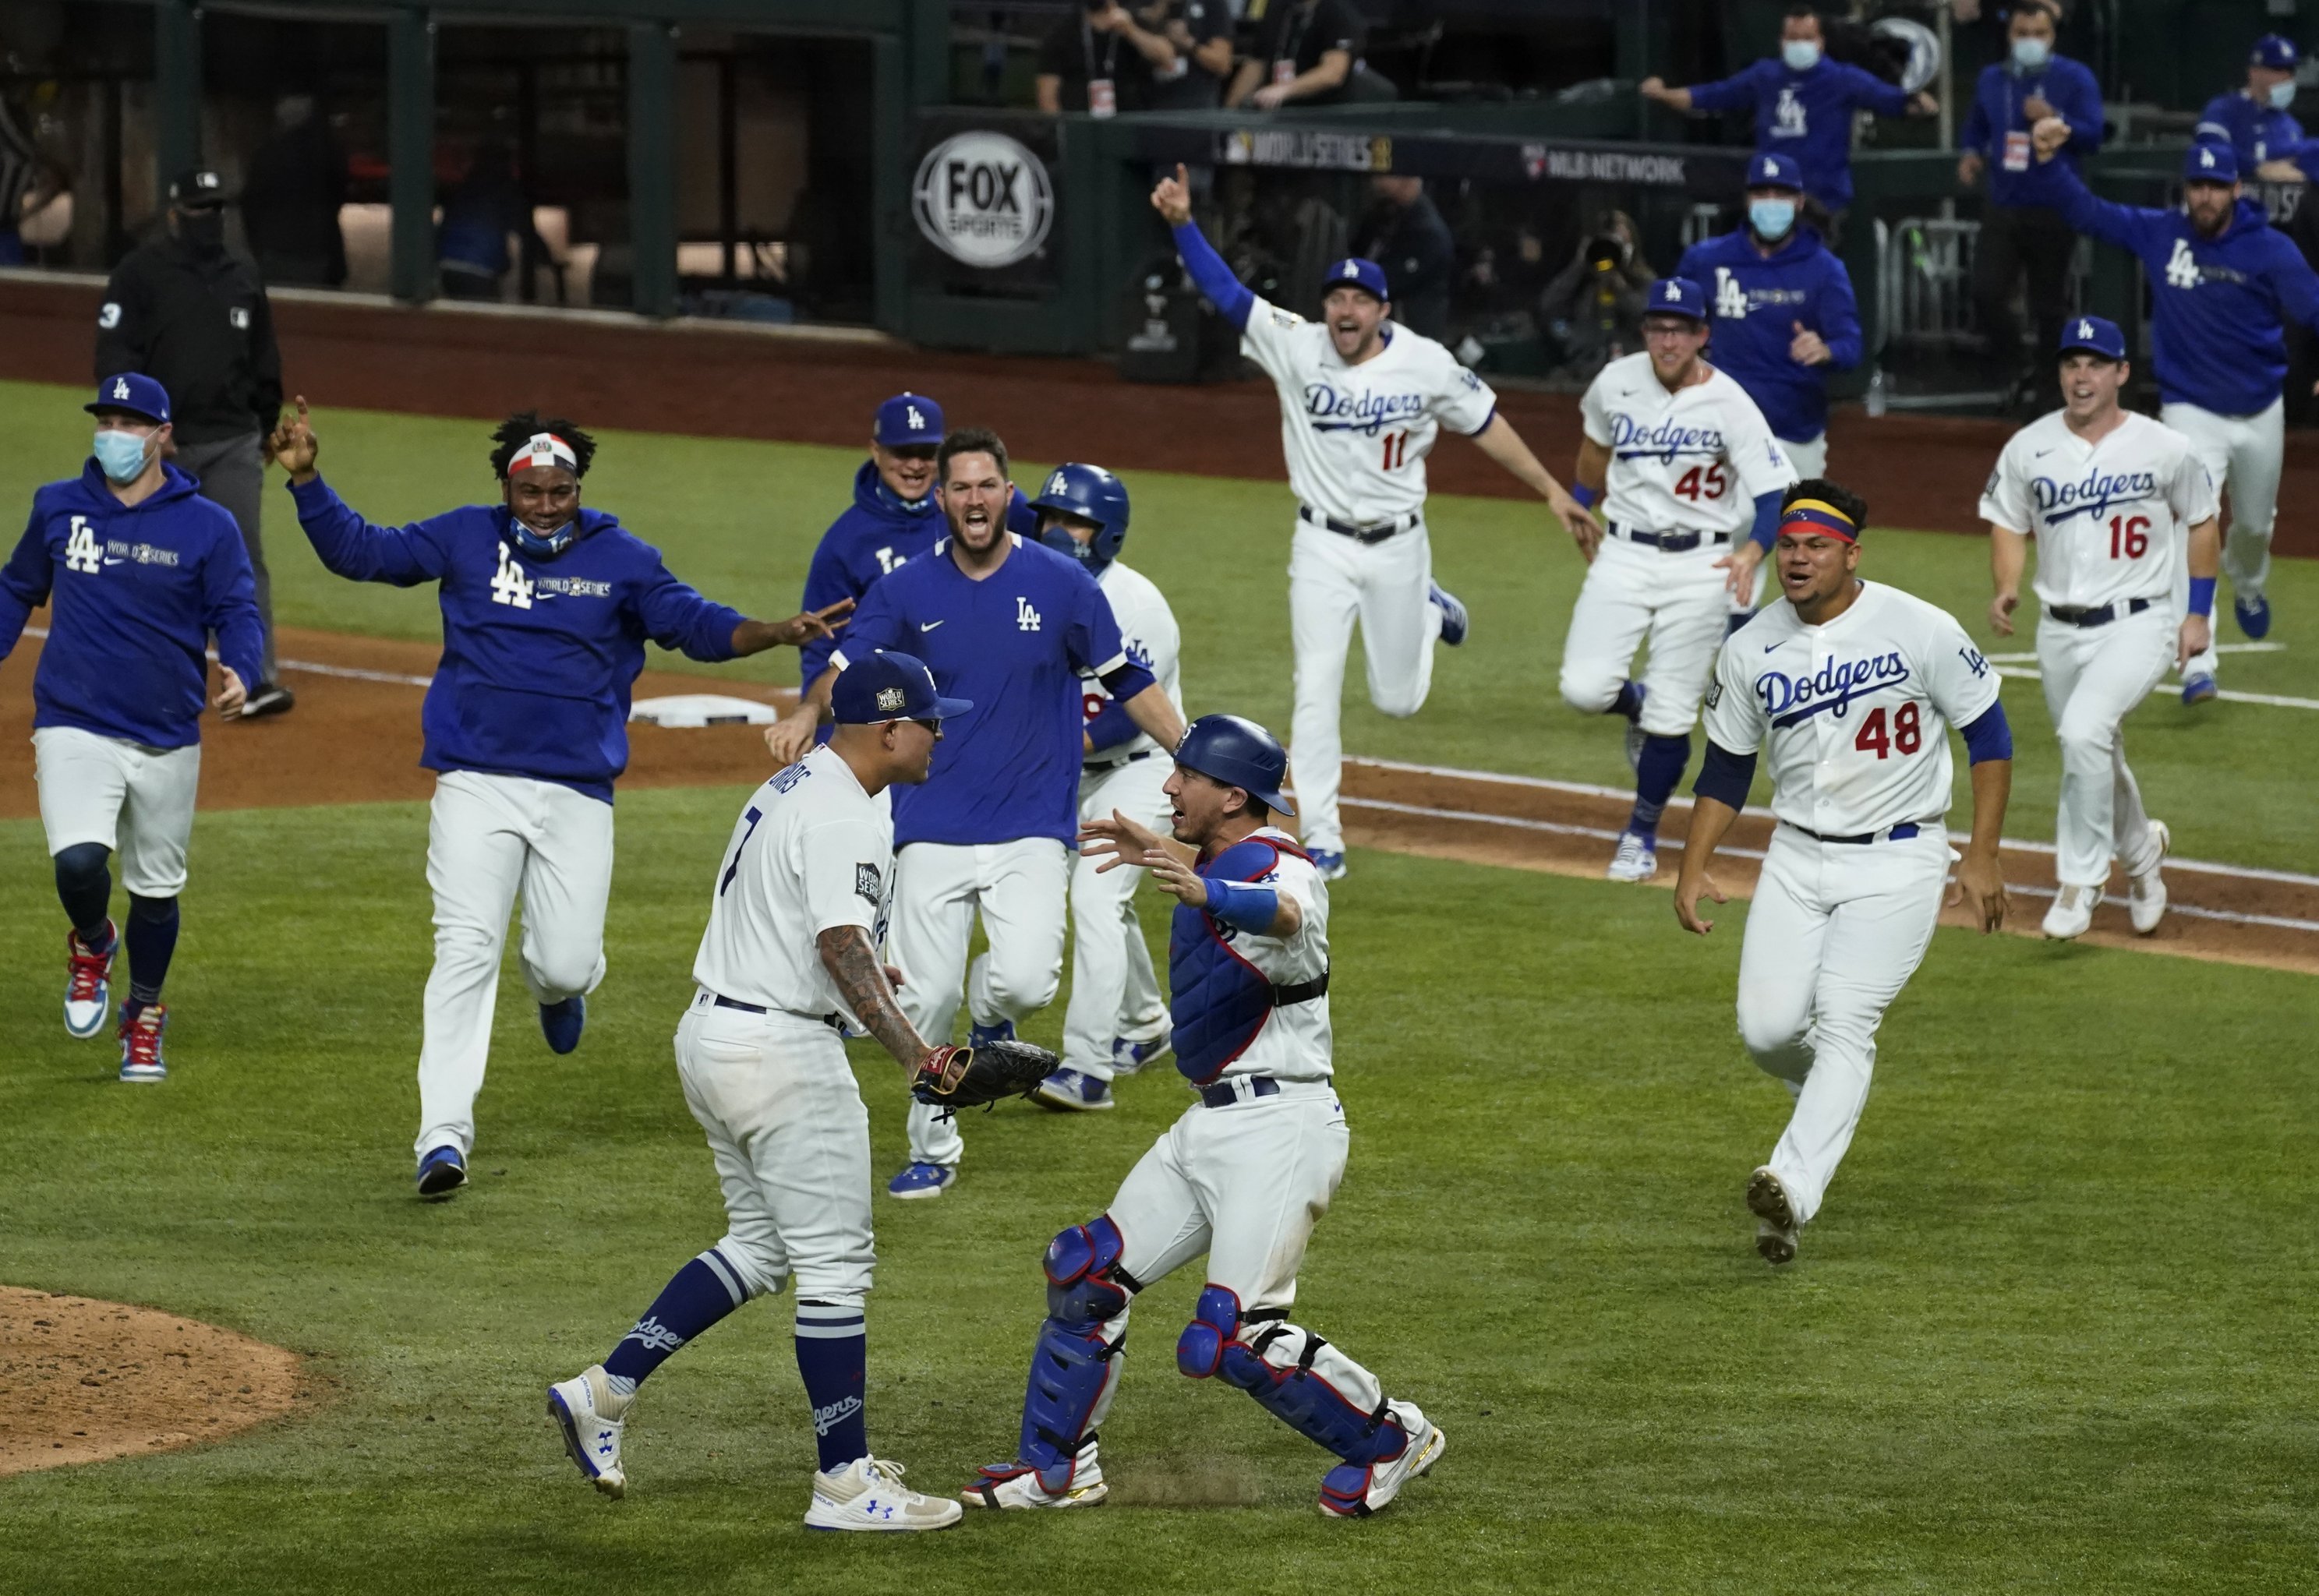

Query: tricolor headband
left=511, top=432, right=578, bottom=475
left=1780, top=499, right=1858, bottom=542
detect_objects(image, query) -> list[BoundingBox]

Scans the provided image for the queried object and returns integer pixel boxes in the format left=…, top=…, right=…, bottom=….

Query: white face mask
left=2012, top=37, right=2052, bottom=71
left=1782, top=39, right=1822, bottom=72
left=2269, top=80, right=2299, bottom=111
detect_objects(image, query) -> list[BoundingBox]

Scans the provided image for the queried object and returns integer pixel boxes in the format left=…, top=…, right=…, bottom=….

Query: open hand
left=270, top=395, right=319, bottom=482
left=1715, top=540, right=1765, bottom=602
left=1150, top=163, right=1193, bottom=226
left=1252, top=83, right=1290, bottom=110
left=768, top=598, right=854, bottom=648
left=1140, top=848, right=1211, bottom=907
left=1080, top=807, right=1168, bottom=872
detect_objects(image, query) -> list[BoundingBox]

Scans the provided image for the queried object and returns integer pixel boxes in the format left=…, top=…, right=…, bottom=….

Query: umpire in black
left=95, top=168, right=292, bottom=716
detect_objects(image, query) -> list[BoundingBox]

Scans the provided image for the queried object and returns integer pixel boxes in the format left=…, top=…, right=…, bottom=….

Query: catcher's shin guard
left=1016, top=1216, right=1137, bottom=1493
left=1178, top=1285, right=1409, bottom=1467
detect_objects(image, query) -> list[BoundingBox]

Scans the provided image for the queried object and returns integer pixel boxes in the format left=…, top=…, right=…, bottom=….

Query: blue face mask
left=93, top=429, right=152, bottom=483
left=1750, top=199, right=1798, bottom=240
left=2011, top=37, right=2052, bottom=71
left=1782, top=40, right=1821, bottom=72
left=2270, top=81, right=2298, bottom=111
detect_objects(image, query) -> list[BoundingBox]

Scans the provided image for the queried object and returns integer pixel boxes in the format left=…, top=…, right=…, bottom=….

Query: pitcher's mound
left=0, top=1286, right=303, bottom=1475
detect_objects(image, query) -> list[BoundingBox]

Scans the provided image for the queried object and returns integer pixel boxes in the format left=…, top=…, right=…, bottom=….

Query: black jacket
left=94, top=234, right=283, bottom=446
left=1354, top=192, right=1456, bottom=341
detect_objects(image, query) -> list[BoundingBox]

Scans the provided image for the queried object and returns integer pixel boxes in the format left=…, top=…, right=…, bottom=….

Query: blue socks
left=1630, top=733, right=1692, bottom=842
left=124, top=895, right=179, bottom=1015
left=795, top=1300, right=868, bottom=1471
left=1610, top=680, right=1645, bottom=721
left=603, top=1250, right=751, bottom=1388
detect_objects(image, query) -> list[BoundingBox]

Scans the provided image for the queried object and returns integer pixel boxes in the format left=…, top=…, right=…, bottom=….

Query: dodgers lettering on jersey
left=1238, top=300, right=1498, bottom=524
left=1978, top=410, right=2217, bottom=609
left=691, top=743, right=895, bottom=1022
left=1579, top=353, right=1799, bottom=535
left=1165, top=828, right=1331, bottom=1084
left=1080, top=559, right=1182, bottom=761
left=1707, top=582, right=2000, bottom=836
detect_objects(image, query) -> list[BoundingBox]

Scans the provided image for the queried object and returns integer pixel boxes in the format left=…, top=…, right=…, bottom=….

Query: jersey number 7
left=719, top=805, right=765, bottom=896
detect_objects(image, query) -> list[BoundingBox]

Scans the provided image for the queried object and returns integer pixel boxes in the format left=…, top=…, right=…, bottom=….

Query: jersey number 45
left=1673, top=464, right=1730, bottom=502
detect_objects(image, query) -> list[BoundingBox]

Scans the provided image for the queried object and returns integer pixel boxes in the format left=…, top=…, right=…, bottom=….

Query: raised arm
left=271, top=400, right=453, bottom=586
left=2027, top=118, right=2151, bottom=252
left=1151, top=164, right=1253, bottom=331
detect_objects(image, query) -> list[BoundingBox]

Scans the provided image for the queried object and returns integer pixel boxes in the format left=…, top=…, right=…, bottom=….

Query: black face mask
left=178, top=210, right=226, bottom=255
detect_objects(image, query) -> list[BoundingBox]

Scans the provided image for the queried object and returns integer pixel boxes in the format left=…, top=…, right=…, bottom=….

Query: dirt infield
left=0, top=1287, right=304, bottom=1475
left=4, top=274, right=2314, bottom=554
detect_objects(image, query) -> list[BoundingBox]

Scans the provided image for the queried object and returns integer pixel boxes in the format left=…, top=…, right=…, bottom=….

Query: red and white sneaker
left=118, top=1004, right=168, bottom=1083
left=65, top=923, right=115, bottom=1039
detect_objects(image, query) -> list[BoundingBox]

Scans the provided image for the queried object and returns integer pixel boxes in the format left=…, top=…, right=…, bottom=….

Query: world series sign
left=913, top=129, right=1055, bottom=270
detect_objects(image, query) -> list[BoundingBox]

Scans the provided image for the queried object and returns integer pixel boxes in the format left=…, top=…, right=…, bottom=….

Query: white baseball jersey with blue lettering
left=1580, top=352, right=1799, bottom=534
left=1977, top=409, right=2217, bottom=610
left=1079, top=558, right=1182, bottom=761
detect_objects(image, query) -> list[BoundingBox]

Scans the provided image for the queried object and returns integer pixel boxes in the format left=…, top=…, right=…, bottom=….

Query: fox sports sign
left=914, top=131, right=1055, bottom=269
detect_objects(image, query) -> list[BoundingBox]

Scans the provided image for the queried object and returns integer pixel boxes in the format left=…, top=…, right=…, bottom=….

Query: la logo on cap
left=2201, top=148, right=2216, bottom=167
left=2079, top=320, right=2093, bottom=337
left=1665, top=284, right=1679, bottom=299
left=1047, top=471, right=1068, bottom=494
left=907, top=406, right=926, bottom=429
left=875, top=685, right=907, bottom=712
left=112, top=378, right=129, bottom=399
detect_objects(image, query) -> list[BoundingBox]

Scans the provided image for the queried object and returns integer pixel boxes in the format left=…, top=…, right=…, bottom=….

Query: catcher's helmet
left=1174, top=714, right=1296, bottom=817
left=1032, top=462, right=1131, bottom=576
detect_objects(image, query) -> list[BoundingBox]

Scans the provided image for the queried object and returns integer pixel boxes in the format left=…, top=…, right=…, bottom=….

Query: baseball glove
left=910, top=1040, right=1060, bottom=1115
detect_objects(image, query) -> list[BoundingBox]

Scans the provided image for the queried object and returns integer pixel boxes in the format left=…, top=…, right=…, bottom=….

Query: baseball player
left=1980, top=317, right=2220, bottom=941
left=961, top=714, right=1444, bottom=1519
left=1, top=374, right=262, bottom=1082
left=765, top=428, right=1186, bottom=1198
left=548, top=651, right=970, bottom=1531
left=1675, top=479, right=2013, bottom=1266
left=1150, top=163, right=1597, bottom=880
left=1563, top=276, right=1801, bottom=884
left=2027, top=118, right=2319, bottom=699
left=1032, top=462, right=1183, bottom=1111
left=270, top=399, right=847, bottom=1197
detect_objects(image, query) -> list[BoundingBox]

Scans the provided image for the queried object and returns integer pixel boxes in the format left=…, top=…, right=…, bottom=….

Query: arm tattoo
left=818, top=926, right=928, bottom=1068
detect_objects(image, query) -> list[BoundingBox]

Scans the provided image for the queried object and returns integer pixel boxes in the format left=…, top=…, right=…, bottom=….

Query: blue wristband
left=1569, top=482, right=1600, bottom=510
left=1204, top=879, right=1280, bottom=936
left=2188, top=577, right=2216, bottom=617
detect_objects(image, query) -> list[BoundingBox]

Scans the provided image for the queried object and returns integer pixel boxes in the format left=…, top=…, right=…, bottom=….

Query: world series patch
left=856, top=863, right=882, bottom=905
left=1705, top=679, right=1723, bottom=708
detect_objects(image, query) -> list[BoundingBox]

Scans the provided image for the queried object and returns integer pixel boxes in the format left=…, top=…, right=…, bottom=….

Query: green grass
left=5, top=379, right=2314, bottom=869
left=2, top=793, right=2314, bottom=1593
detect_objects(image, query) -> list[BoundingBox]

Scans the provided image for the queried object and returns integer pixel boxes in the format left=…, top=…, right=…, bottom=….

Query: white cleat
left=1747, top=1166, right=1798, bottom=1266
left=2128, top=821, right=2170, bottom=935
left=805, top=1454, right=962, bottom=1531
left=548, top=1365, right=629, bottom=1499
left=962, top=1449, right=1109, bottom=1510
left=1319, top=1402, right=1444, bottom=1517
left=2041, top=883, right=2098, bottom=941
left=1606, top=831, right=1657, bottom=882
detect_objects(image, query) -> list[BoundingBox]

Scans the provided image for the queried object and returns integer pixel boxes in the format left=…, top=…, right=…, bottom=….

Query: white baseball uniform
left=1564, top=354, right=1799, bottom=736
left=1063, top=557, right=1183, bottom=1082
left=1978, top=410, right=2216, bottom=888
left=1235, top=298, right=1501, bottom=854
left=1703, top=581, right=2002, bottom=1226
left=33, top=728, right=202, bottom=897
left=2158, top=397, right=2277, bottom=683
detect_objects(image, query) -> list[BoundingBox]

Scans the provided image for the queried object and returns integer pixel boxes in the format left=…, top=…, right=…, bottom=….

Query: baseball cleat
left=967, top=1017, right=1016, bottom=1048
left=2179, top=672, right=2218, bottom=706
left=886, top=1161, right=956, bottom=1200
left=539, top=994, right=586, bottom=1054
left=2233, top=592, right=2271, bottom=640
left=1606, top=831, right=1657, bottom=882
left=2128, top=821, right=2170, bottom=935
left=416, top=1143, right=468, bottom=1199
left=963, top=1451, right=1108, bottom=1511
left=2041, top=884, right=2098, bottom=941
left=1307, top=848, right=1348, bottom=881
left=1319, top=1403, right=1444, bottom=1518
left=1429, top=583, right=1469, bottom=646
left=1034, top=1067, right=1115, bottom=1111
left=1746, top=1166, right=1798, bottom=1266
left=117, top=1004, right=168, bottom=1082
left=64, top=923, right=115, bottom=1039
left=1112, top=1027, right=1172, bottom=1075
left=804, top=1455, right=962, bottom=1532
left=236, top=681, right=296, bottom=719
left=548, top=1365, right=630, bottom=1499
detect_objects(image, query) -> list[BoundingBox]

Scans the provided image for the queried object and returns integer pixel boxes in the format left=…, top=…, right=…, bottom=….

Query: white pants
left=33, top=726, right=201, bottom=895
left=2162, top=397, right=2281, bottom=680
left=2036, top=606, right=2172, bottom=888
left=889, top=836, right=1070, bottom=1166
left=1062, top=756, right=1172, bottom=1080
left=675, top=993, right=875, bottom=1308
left=1782, top=433, right=1828, bottom=480
left=1736, top=824, right=1950, bottom=1226
left=1559, top=533, right=1731, bottom=737
left=1289, top=519, right=1441, bottom=853
left=415, top=771, right=613, bottom=1160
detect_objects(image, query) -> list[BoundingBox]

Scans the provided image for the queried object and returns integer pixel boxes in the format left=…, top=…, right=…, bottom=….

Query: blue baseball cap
left=2059, top=314, right=2127, bottom=361
left=1322, top=256, right=1390, bottom=303
left=87, top=373, right=171, bottom=424
left=872, top=393, right=945, bottom=448
left=2252, top=34, right=2300, bottom=71
left=1643, top=276, right=1709, bottom=321
left=2184, top=139, right=2240, bottom=183
left=1747, top=151, right=1805, bottom=192
left=830, top=649, right=972, bottom=726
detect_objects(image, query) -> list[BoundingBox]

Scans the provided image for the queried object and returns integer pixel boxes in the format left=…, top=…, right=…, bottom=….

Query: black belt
left=1787, top=821, right=1925, bottom=845
left=711, top=993, right=843, bottom=1031
left=2046, top=597, right=2151, bottom=627
left=1200, top=1075, right=1280, bottom=1108
left=1610, top=521, right=1730, bottom=553
left=1083, top=749, right=1154, bottom=774
left=1271, top=970, right=1329, bottom=1006
left=1300, top=504, right=1418, bottom=544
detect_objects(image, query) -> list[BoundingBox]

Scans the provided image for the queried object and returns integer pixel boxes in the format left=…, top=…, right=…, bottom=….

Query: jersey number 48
left=1673, top=464, right=1730, bottom=502
left=1854, top=702, right=1923, bottom=760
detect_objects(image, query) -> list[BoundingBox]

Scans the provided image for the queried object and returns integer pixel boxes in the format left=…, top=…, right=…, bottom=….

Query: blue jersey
left=289, top=477, right=744, bottom=800
left=1688, top=57, right=1913, bottom=210
left=2, top=461, right=263, bottom=749
left=2025, top=159, right=2319, bottom=415
left=1676, top=227, right=1861, bottom=443
left=1961, top=54, right=2104, bottom=207
left=2196, top=90, right=2311, bottom=171
left=833, top=533, right=1128, bottom=849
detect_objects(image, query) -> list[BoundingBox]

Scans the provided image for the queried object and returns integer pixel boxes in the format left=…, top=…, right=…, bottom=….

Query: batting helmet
left=1031, top=463, right=1131, bottom=576
left=1173, top=714, right=1295, bottom=817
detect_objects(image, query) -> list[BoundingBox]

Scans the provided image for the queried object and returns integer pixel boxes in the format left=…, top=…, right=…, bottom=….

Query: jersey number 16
left=2106, top=514, right=2150, bottom=560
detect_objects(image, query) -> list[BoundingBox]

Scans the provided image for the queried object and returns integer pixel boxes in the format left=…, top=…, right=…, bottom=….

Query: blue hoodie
left=1961, top=53, right=2104, bottom=207
left=2196, top=90, right=2314, bottom=173
left=1687, top=56, right=1914, bottom=210
left=289, top=476, right=744, bottom=800
left=1, top=461, right=263, bottom=748
left=2023, top=157, right=2319, bottom=415
left=1676, top=225, right=1861, bottom=444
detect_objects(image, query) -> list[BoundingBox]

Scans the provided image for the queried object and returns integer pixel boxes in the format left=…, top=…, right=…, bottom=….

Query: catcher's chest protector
left=1167, top=835, right=1291, bottom=1085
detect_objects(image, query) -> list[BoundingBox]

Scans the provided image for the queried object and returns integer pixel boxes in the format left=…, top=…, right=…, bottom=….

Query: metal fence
left=1868, top=214, right=2091, bottom=414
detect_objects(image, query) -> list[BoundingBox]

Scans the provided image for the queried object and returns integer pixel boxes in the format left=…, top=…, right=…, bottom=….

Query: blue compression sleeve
left=1084, top=699, right=1137, bottom=753
left=1205, top=879, right=1280, bottom=936
left=1693, top=740, right=1758, bottom=810
left=1570, top=482, right=1600, bottom=510
left=1960, top=701, right=2013, bottom=764
left=1172, top=221, right=1254, bottom=331
left=1749, top=490, right=1783, bottom=550
left=1099, top=661, right=1156, bottom=701
left=2188, top=576, right=2217, bottom=616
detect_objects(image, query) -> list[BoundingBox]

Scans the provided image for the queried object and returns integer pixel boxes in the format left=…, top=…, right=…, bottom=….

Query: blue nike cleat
left=2180, top=672, right=2218, bottom=706
left=1307, top=848, right=1347, bottom=881
left=967, top=1018, right=1015, bottom=1048
left=1430, top=583, right=1469, bottom=646
left=2234, top=593, right=2271, bottom=639
left=540, top=994, right=586, bottom=1054
left=1111, top=1027, right=1172, bottom=1075
left=886, top=1161, right=956, bottom=1200
left=1034, top=1068, right=1115, bottom=1112
left=416, top=1144, right=468, bottom=1199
